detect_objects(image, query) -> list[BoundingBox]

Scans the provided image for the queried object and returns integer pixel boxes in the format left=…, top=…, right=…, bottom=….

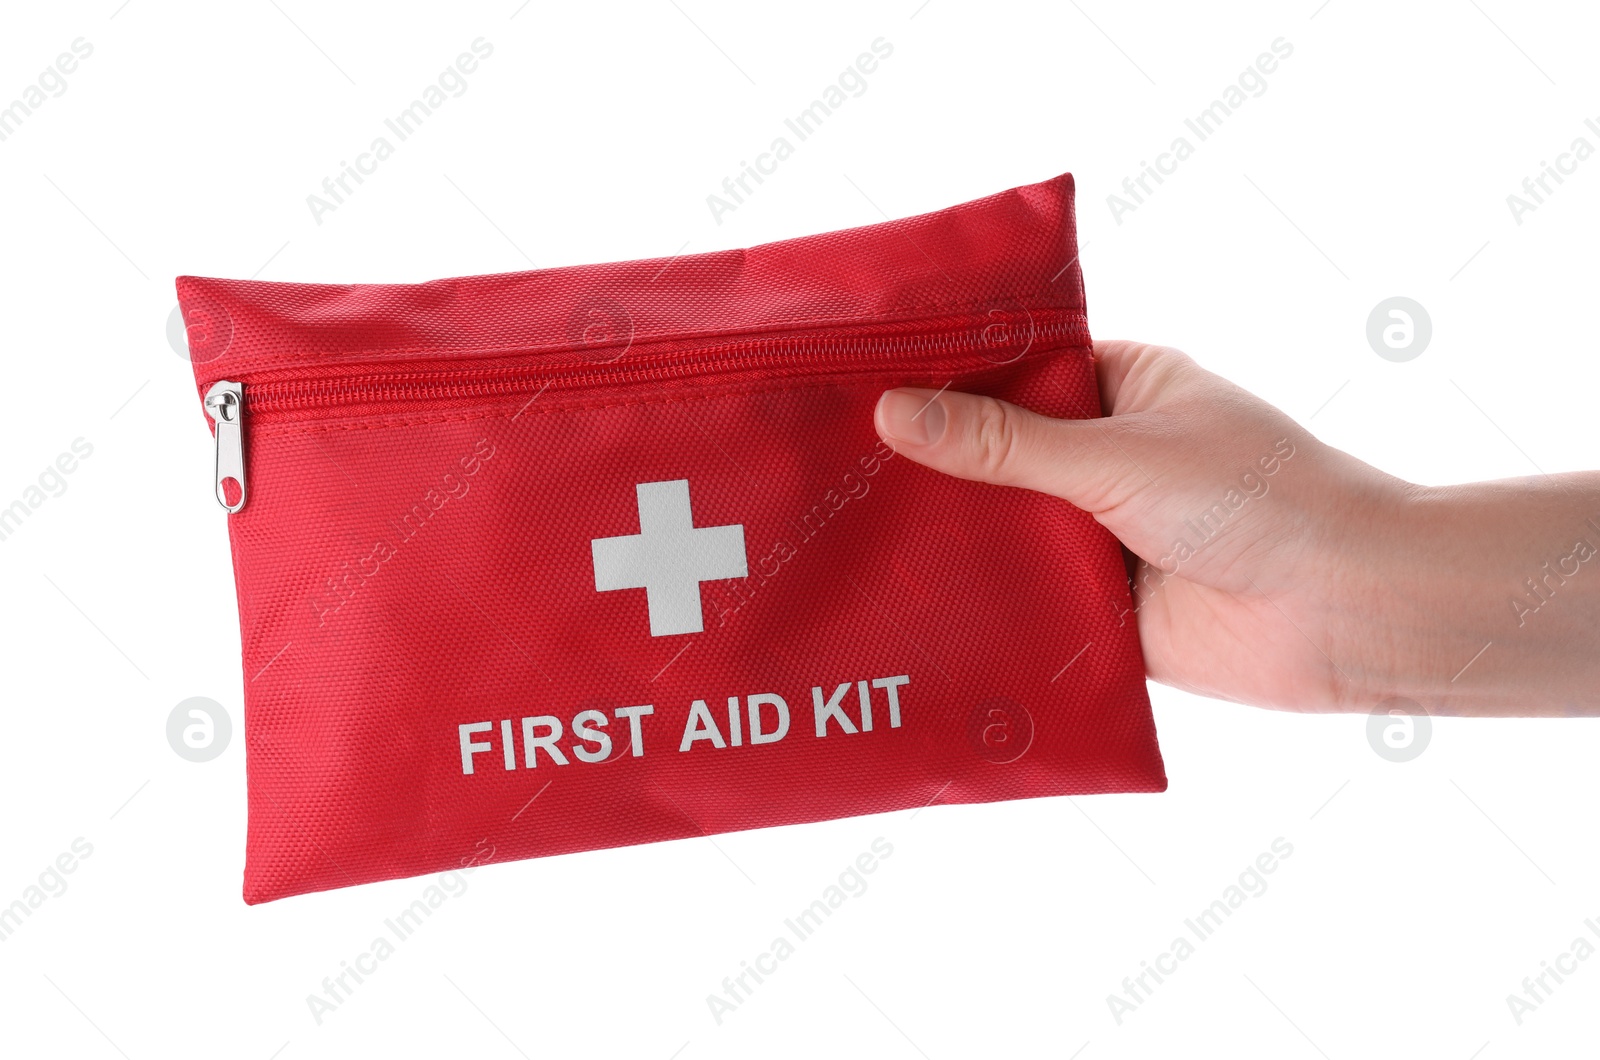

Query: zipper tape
left=200, top=310, right=1090, bottom=512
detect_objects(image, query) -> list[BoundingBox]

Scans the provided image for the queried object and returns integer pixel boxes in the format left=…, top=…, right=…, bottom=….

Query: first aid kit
left=179, top=172, right=1165, bottom=904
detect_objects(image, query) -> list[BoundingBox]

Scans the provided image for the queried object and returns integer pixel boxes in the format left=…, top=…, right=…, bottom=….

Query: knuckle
left=969, top=398, right=1022, bottom=480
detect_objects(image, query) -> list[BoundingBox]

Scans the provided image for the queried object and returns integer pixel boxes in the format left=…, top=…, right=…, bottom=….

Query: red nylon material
left=180, top=173, right=1164, bottom=905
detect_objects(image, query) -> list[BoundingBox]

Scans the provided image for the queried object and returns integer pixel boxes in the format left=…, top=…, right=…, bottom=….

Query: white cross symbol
left=591, top=479, right=747, bottom=637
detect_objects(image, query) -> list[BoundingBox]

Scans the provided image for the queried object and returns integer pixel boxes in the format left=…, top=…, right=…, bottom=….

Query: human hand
left=874, top=340, right=1600, bottom=716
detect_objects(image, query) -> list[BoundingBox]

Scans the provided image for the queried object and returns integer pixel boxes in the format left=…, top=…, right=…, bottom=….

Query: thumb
left=873, top=388, right=1132, bottom=512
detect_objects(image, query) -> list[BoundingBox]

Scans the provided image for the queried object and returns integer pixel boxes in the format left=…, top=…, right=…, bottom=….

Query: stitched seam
left=208, top=295, right=1088, bottom=369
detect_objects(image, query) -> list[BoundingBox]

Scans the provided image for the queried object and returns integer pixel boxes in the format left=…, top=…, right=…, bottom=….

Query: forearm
left=1346, top=473, right=1600, bottom=716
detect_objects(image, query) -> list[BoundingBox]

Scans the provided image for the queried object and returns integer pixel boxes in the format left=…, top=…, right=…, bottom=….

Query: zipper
left=202, top=311, right=1088, bottom=511
left=205, top=380, right=247, bottom=512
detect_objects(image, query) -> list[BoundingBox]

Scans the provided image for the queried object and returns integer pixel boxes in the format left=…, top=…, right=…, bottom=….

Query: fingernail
left=877, top=390, right=946, bottom=446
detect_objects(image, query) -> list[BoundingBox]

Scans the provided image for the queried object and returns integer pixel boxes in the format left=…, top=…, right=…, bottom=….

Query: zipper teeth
left=240, top=315, right=1090, bottom=412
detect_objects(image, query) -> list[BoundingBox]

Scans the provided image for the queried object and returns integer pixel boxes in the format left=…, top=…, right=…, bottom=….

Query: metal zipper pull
left=204, top=380, right=247, bottom=513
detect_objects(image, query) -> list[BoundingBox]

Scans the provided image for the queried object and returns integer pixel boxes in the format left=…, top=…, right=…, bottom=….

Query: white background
left=2, top=1, right=1598, bottom=1056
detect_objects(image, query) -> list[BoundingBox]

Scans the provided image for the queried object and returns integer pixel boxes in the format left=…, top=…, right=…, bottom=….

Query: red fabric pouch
left=180, top=173, right=1164, bottom=904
